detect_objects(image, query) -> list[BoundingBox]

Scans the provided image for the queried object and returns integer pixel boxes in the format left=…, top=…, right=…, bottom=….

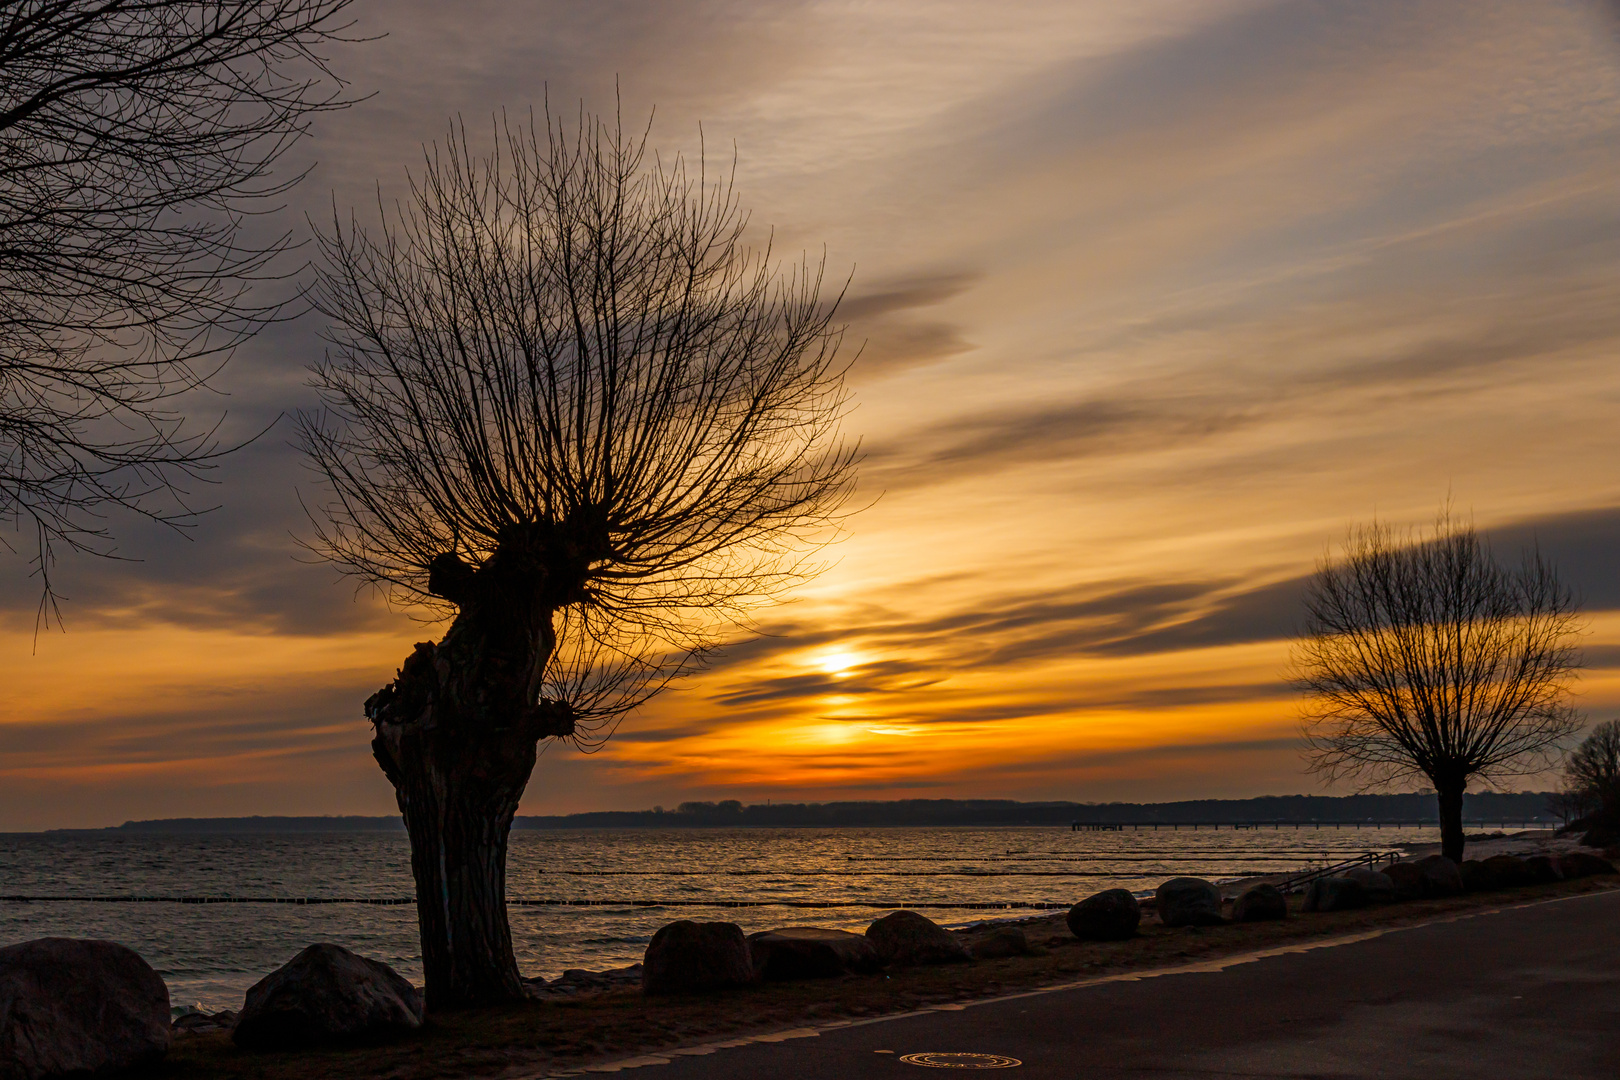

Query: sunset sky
left=5, top=0, right=1620, bottom=830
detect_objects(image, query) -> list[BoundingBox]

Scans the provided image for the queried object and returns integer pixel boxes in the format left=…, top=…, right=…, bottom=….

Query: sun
left=816, top=649, right=861, bottom=678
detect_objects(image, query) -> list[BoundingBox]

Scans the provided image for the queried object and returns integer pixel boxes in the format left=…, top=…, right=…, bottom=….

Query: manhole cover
left=898, top=1052, right=1022, bottom=1069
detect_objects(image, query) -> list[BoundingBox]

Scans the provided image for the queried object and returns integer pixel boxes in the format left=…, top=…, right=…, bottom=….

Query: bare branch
left=299, top=106, right=860, bottom=738
left=0, top=0, right=363, bottom=610
left=297, top=105, right=859, bottom=1007
left=1293, top=511, right=1584, bottom=859
left=1561, top=719, right=1620, bottom=825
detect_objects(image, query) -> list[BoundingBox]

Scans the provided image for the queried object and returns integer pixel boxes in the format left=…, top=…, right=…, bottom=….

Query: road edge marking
left=539, top=884, right=1619, bottom=1077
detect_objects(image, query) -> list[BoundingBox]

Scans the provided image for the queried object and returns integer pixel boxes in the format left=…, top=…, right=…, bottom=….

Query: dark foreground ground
left=616, top=887, right=1620, bottom=1080
left=156, top=876, right=1620, bottom=1080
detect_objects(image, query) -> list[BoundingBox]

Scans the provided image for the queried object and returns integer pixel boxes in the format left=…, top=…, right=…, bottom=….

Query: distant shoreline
left=23, top=792, right=1559, bottom=834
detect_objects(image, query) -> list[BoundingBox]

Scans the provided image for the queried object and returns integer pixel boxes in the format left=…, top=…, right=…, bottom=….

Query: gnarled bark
left=366, top=528, right=583, bottom=1010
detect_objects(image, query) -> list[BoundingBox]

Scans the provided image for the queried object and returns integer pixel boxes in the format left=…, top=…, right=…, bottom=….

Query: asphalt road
left=615, top=889, right=1620, bottom=1080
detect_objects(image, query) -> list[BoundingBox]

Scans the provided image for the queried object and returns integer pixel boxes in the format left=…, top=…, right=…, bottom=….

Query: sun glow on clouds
left=815, top=649, right=862, bottom=677
left=6, top=0, right=1620, bottom=826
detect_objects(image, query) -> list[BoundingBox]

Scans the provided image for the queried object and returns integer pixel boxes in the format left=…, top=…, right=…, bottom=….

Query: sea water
left=0, top=825, right=1455, bottom=1011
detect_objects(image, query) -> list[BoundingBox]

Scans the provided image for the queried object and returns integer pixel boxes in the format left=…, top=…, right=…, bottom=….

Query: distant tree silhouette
left=1546, top=785, right=1597, bottom=826
left=300, top=109, right=858, bottom=1008
left=0, top=0, right=358, bottom=610
left=1295, top=514, right=1582, bottom=864
left=1561, top=719, right=1620, bottom=829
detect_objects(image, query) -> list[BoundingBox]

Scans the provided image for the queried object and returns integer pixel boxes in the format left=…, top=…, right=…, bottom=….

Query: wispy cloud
left=8, top=0, right=1620, bottom=824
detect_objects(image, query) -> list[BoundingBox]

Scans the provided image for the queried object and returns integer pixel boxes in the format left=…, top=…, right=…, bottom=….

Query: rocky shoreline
left=3, top=836, right=1614, bottom=1079
left=157, top=830, right=1620, bottom=1028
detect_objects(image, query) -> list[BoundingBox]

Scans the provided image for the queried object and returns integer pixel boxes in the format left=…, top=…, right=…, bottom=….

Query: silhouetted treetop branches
left=1295, top=512, right=1583, bottom=861
left=300, top=108, right=860, bottom=729
left=0, top=0, right=361, bottom=609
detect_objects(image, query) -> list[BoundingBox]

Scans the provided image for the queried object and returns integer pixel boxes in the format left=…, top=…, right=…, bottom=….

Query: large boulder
left=969, top=927, right=1031, bottom=960
left=1521, top=855, right=1564, bottom=884
left=1415, top=855, right=1465, bottom=897
left=0, top=938, right=172, bottom=1080
left=1154, top=878, right=1224, bottom=927
left=865, top=911, right=970, bottom=967
left=747, top=928, right=882, bottom=981
left=1581, top=822, right=1619, bottom=849
left=1559, top=851, right=1618, bottom=879
left=232, top=943, right=423, bottom=1051
left=1459, top=859, right=1491, bottom=892
left=1342, top=868, right=1396, bottom=903
left=1302, top=876, right=1369, bottom=913
left=1380, top=861, right=1426, bottom=900
left=1232, top=884, right=1288, bottom=922
left=1066, top=889, right=1141, bottom=941
left=643, top=921, right=755, bottom=995
left=1480, top=855, right=1534, bottom=888
left=1383, top=857, right=1464, bottom=900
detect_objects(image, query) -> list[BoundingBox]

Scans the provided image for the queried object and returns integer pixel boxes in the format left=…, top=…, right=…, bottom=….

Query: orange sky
left=5, top=0, right=1620, bottom=829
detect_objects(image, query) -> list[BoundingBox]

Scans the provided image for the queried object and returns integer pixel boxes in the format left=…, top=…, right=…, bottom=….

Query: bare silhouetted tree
left=1546, top=785, right=1598, bottom=826
left=299, top=110, right=859, bottom=1008
left=1295, top=514, right=1582, bottom=863
left=0, top=0, right=359, bottom=609
left=1562, top=719, right=1620, bottom=827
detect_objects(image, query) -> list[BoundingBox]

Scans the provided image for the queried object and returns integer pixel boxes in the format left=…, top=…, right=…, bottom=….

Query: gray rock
left=1459, top=859, right=1492, bottom=892
left=1232, top=884, right=1287, bottom=922
left=1381, top=856, right=1462, bottom=900
left=1380, top=861, right=1426, bottom=900
left=1415, top=855, right=1464, bottom=897
left=1522, top=855, right=1564, bottom=883
left=232, top=943, right=423, bottom=1051
left=1559, top=851, right=1617, bottom=878
left=172, top=1010, right=235, bottom=1037
left=748, top=927, right=882, bottom=981
left=528, top=964, right=644, bottom=998
left=1154, top=878, right=1224, bottom=927
left=643, top=921, right=755, bottom=995
left=1342, top=868, right=1396, bottom=903
left=1302, top=875, right=1369, bottom=912
left=1479, top=855, right=1534, bottom=888
left=969, top=927, right=1031, bottom=960
left=1066, top=889, right=1141, bottom=940
left=589, top=964, right=642, bottom=985
left=1581, top=822, right=1619, bottom=849
left=865, top=911, right=971, bottom=967
left=0, top=937, right=172, bottom=1079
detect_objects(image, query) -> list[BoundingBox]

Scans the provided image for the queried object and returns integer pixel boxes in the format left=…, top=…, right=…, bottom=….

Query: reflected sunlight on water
left=0, top=825, right=1453, bottom=1011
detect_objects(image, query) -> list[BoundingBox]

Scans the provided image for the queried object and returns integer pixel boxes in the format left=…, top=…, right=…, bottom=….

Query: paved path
left=610, top=889, right=1620, bottom=1079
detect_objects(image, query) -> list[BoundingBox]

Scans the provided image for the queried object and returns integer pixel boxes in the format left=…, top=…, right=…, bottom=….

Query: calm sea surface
left=0, top=825, right=1461, bottom=1012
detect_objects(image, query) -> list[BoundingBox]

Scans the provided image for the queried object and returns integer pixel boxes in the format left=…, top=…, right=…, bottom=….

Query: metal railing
left=1273, top=851, right=1403, bottom=895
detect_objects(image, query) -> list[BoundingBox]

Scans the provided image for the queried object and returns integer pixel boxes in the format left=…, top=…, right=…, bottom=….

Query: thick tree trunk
left=372, top=691, right=543, bottom=1008
left=366, top=530, right=581, bottom=1010
left=1435, top=778, right=1466, bottom=865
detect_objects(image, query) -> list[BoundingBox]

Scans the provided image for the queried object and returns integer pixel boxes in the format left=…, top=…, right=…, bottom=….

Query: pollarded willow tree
left=1295, top=514, right=1583, bottom=864
left=299, top=111, right=859, bottom=1008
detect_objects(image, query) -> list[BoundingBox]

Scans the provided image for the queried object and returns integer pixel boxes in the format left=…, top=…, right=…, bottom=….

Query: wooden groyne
left=1070, top=820, right=1555, bottom=831
left=0, top=894, right=1069, bottom=910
